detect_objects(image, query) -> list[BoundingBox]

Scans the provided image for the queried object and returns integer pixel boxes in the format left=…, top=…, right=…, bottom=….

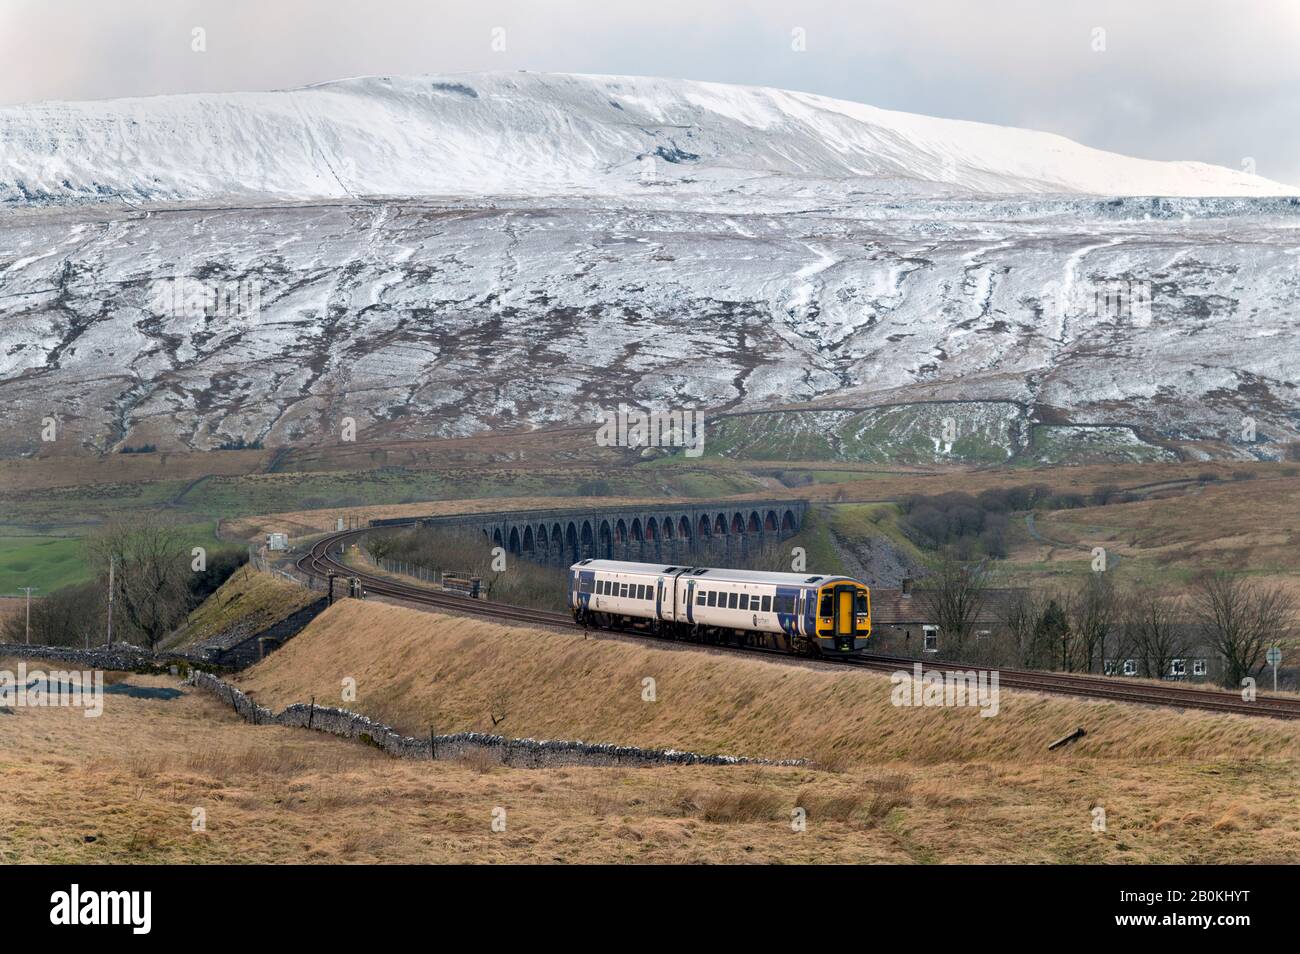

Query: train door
left=833, top=584, right=855, bottom=651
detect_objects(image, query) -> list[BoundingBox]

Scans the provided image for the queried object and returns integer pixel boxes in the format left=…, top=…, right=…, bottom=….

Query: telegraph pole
left=106, top=555, right=115, bottom=647
left=20, top=586, right=37, bottom=644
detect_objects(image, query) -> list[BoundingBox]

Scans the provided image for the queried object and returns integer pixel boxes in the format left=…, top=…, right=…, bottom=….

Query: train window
left=727, top=592, right=738, bottom=609
left=707, top=591, right=717, bottom=607
left=819, top=594, right=832, bottom=617
left=621, top=584, right=629, bottom=598
left=738, top=593, right=749, bottom=610
left=643, top=585, right=651, bottom=600
left=761, top=595, right=771, bottom=612
left=579, top=578, right=593, bottom=593
left=856, top=592, right=869, bottom=614
left=696, top=591, right=706, bottom=605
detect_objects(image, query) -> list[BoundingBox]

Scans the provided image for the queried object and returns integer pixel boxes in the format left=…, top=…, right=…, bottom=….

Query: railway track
left=297, top=527, right=1300, bottom=722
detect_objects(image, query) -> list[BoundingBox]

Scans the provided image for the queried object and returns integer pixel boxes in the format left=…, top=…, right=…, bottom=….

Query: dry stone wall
left=188, top=670, right=804, bottom=769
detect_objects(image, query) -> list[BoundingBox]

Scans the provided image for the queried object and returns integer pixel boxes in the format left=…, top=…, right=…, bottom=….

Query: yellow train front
left=810, top=578, right=872, bottom=654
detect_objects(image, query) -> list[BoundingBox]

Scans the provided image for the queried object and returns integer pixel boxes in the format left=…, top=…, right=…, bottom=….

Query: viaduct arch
left=370, top=499, right=809, bottom=567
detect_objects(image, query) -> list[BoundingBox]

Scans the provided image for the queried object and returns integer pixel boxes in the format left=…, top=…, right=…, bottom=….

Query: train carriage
left=568, top=559, right=870, bottom=656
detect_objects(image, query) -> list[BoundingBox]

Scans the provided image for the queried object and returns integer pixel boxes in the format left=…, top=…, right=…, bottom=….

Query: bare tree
left=86, top=514, right=193, bottom=650
left=1070, top=572, right=1117, bottom=674
left=1038, top=595, right=1073, bottom=672
left=998, top=586, right=1056, bottom=668
left=1124, top=585, right=1189, bottom=679
left=743, top=539, right=800, bottom=573
left=1193, top=572, right=1295, bottom=688
left=915, top=549, right=990, bottom=655
left=364, top=530, right=400, bottom=563
left=0, top=582, right=101, bottom=647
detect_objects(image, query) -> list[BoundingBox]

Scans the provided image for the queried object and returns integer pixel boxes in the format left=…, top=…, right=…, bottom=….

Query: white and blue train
left=568, top=559, right=872, bottom=655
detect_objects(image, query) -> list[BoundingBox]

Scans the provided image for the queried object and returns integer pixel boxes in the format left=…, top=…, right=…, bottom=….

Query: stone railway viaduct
left=370, top=499, right=809, bottom=567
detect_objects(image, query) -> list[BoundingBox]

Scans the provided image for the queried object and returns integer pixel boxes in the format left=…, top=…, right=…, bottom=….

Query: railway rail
left=297, top=526, right=1300, bottom=721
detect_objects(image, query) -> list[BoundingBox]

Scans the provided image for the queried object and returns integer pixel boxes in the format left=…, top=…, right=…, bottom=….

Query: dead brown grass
left=236, top=601, right=1300, bottom=767
left=3, top=663, right=1298, bottom=863
left=1017, top=473, right=1300, bottom=576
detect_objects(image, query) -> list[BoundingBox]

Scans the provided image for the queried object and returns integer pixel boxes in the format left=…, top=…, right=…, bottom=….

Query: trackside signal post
left=1266, top=646, right=1282, bottom=692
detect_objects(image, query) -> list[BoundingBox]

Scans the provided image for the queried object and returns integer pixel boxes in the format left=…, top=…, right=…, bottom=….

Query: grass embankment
left=237, top=602, right=1300, bottom=767
left=162, top=565, right=318, bottom=650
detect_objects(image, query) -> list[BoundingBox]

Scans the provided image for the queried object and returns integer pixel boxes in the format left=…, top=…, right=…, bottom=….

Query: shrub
left=1090, top=483, right=1121, bottom=505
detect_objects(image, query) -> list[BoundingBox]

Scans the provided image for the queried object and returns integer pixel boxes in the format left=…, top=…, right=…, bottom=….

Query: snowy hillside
left=1, top=198, right=1297, bottom=459
left=1, top=73, right=1297, bottom=461
left=1, top=72, right=1294, bottom=206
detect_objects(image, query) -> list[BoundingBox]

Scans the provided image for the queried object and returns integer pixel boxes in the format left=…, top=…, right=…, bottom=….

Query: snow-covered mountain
left=2, top=72, right=1294, bottom=206
left=1, top=73, right=1297, bottom=461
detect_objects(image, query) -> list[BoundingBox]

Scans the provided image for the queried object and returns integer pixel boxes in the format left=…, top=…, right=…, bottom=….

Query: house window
left=975, top=629, right=990, bottom=641
left=1170, top=659, right=1186, bottom=677
left=1192, top=659, right=1208, bottom=677
left=923, top=625, right=938, bottom=653
left=1123, top=659, right=1137, bottom=676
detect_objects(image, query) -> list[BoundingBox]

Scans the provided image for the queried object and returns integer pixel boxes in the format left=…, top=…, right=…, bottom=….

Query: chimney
left=901, top=577, right=912, bottom=597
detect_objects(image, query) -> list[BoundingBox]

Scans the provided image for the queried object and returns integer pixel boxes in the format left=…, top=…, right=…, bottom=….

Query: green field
left=0, top=536, right=90, bottom=594
left=0, top=457, right=769, bottom=596
left=0, top=521, right=233, bottom=596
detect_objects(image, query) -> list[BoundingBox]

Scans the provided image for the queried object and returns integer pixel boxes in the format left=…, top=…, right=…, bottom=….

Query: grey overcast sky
left=4, top=0, right=1299, bottom=185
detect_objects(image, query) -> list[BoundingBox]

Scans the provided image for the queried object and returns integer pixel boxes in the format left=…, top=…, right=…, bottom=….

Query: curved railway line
left=297, top=526, right=1300, bottom=722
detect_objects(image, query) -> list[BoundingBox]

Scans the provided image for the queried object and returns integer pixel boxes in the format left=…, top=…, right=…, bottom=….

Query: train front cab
left=813, top=580, right=870, bottom=653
